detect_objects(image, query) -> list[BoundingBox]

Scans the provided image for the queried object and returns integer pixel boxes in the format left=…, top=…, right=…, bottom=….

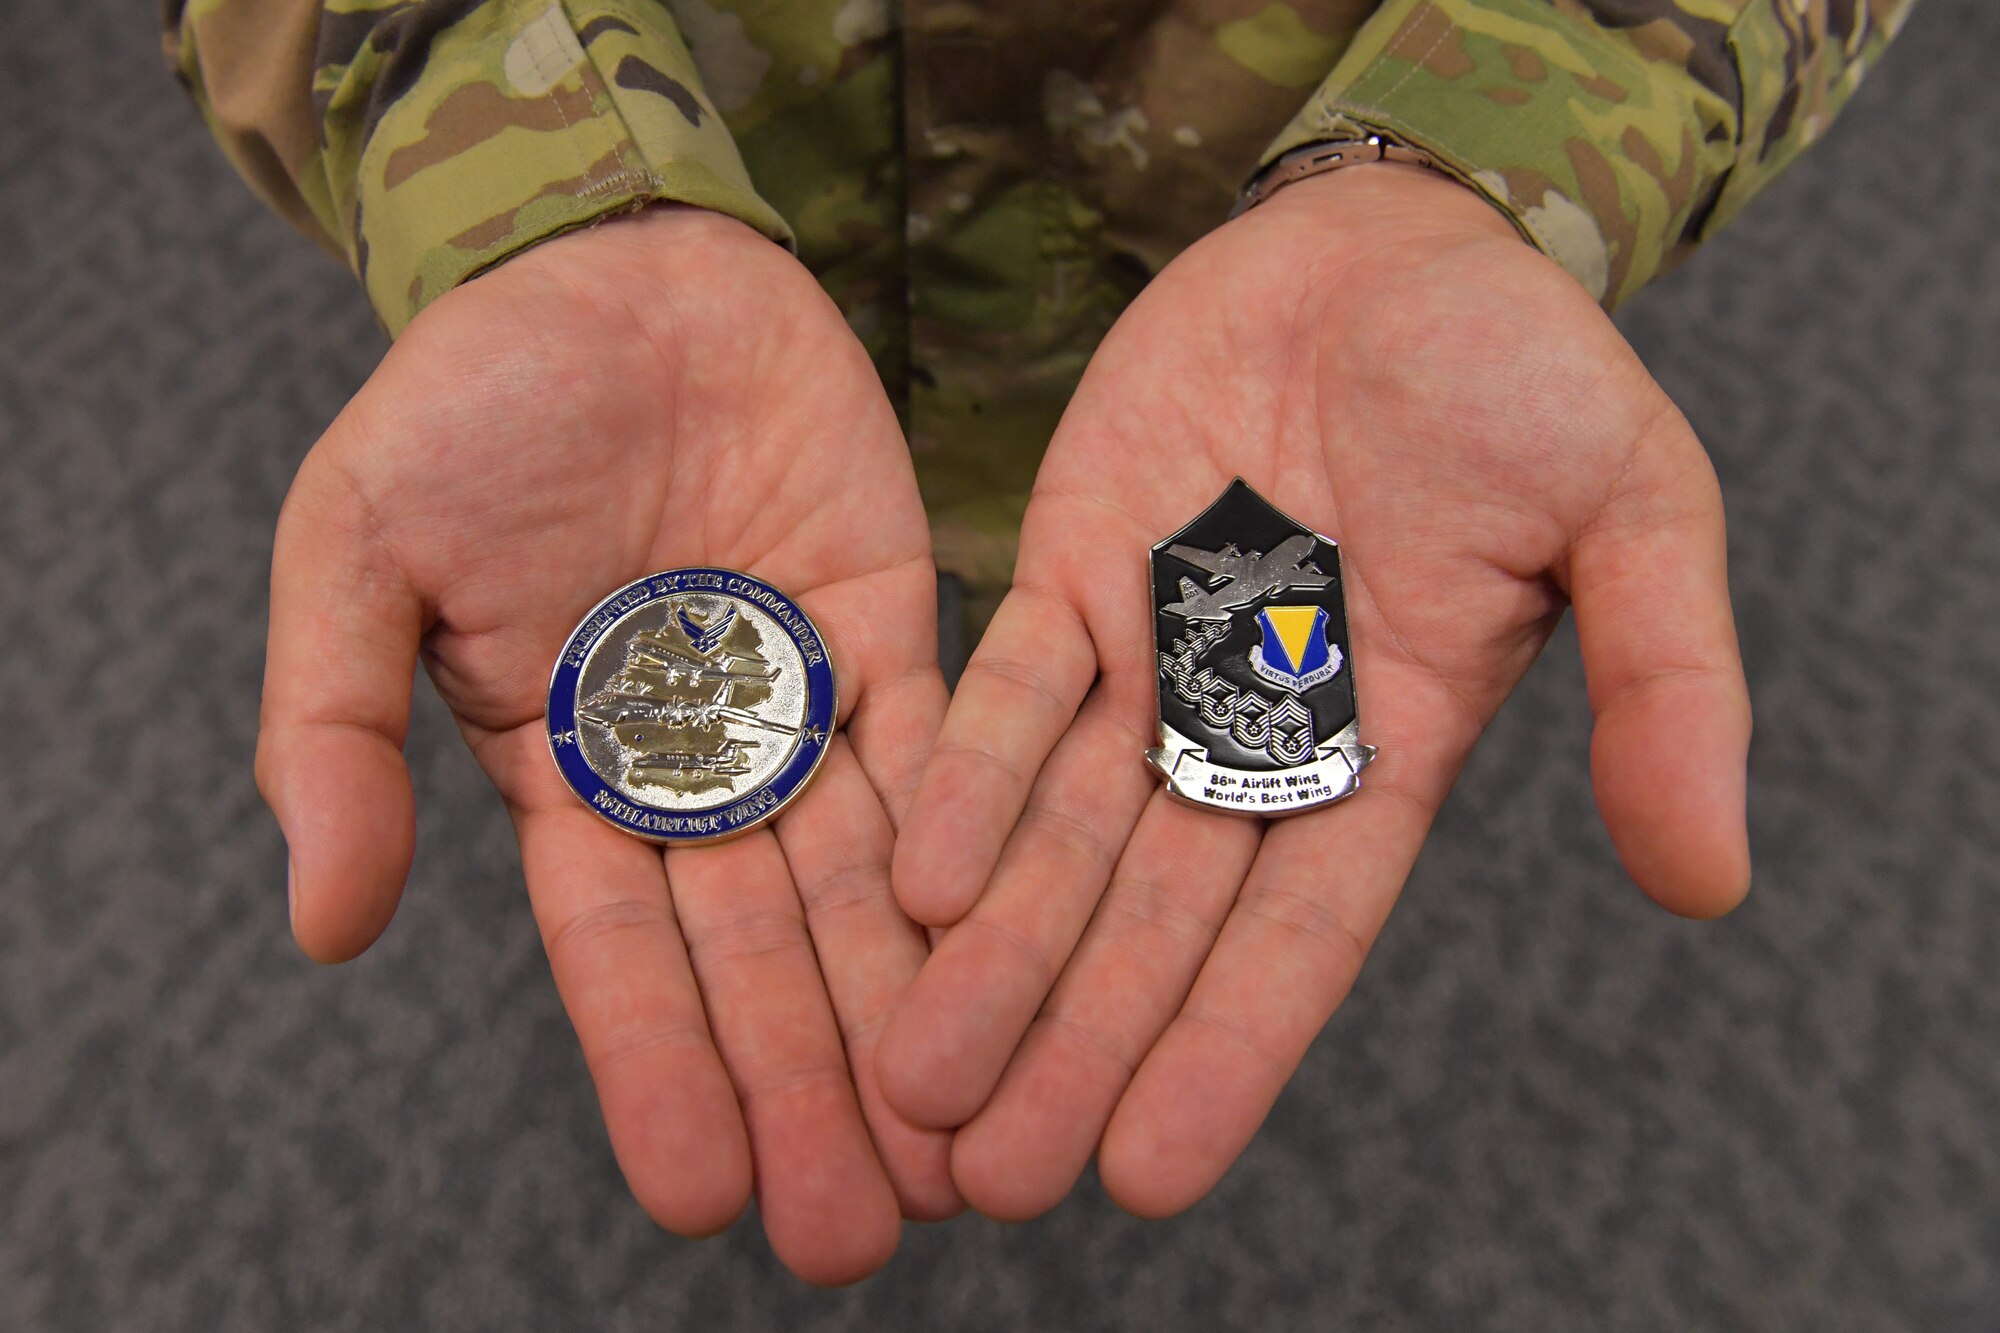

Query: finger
left=890, top=583, right=1099, bottom=926
left=949, top=793, right=1262, bottom=1220
left=1097, top=743, right=1447, bottom=1219
left=516, top=804, right=751, bottom=1237
left=772, top=739, right=962, bottom=1221
left=877, top=683, right=1158, bottom=1129
left=843, top=659, right=950, bottom=834
left=1567, top=426, right=1752, bottom=918
left=256, top=456, right=421, bottom=963
left=667, top=830, right=902, bottom=1286
left=799, top=561, right=949, bottom=830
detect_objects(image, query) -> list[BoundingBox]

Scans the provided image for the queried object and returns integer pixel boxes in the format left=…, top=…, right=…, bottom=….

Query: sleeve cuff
left=1255, top=0, right=1744, bottom=309
left=328, top=0, right=793, bottom=335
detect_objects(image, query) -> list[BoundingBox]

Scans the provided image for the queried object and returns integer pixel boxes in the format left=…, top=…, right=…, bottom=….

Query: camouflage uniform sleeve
left=1257, top=0, right=1920, bottom=307
left=163, top=0, right=792, bottom=334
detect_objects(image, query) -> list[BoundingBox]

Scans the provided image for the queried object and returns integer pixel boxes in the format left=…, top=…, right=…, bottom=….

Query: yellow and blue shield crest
left=1248, top=605, right=1343, bottom=692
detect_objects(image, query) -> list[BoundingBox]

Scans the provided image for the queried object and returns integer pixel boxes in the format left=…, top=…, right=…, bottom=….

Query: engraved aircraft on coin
left=1161, top=533, right=1333, bottom=622
left=579, top=596, right=796, bottom=793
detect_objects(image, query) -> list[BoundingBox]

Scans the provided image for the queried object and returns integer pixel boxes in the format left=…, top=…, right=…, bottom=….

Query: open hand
left=257, top=207, right=957, bottom=1282
left=879, top=165, right=1752, bottom=1220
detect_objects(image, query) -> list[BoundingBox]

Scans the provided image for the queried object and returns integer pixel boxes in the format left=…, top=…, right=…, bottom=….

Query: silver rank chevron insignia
left=1146, top=479, right=1376, bottom=816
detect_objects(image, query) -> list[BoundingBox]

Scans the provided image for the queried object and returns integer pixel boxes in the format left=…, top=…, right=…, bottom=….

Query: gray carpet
left=2, top=4, right=1995, bottom=1330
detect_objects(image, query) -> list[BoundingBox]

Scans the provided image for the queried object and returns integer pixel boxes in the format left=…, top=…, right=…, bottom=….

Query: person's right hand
left=257, top=206, right=957, bottom=1284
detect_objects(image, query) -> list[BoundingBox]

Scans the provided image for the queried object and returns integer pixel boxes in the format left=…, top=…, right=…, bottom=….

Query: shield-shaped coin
left=1146, top=479, right=1375, bottom=815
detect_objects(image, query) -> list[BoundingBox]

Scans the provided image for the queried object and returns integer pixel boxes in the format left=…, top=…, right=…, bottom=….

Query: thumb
left=1565, top=415, right=1753, bottom=919
left=255, top=452, right=422, bottom=962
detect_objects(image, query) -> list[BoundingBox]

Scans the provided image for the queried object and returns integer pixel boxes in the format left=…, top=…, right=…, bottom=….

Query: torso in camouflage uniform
left=165, top=0, right=1917, bottom=602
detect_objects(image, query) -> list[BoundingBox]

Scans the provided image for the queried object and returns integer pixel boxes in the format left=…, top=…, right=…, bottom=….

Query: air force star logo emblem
left=676, top=601, right=736, bottom=657
left=1146, top=479, right=1375, bottom=816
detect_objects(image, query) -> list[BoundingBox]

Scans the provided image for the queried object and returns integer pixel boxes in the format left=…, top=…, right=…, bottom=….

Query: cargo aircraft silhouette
left=1162, top=534, right=1331, bottom=622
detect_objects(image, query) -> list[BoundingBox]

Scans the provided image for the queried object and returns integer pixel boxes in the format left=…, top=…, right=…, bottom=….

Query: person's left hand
left=876, top=164, right=1753, bottom=1220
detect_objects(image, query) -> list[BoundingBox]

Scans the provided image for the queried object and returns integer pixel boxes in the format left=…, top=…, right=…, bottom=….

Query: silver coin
left=547, top=568, right=836, bottom=844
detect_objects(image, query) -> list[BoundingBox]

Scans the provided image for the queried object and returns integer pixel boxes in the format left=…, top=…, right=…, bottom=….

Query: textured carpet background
left=2, top=4, right=1995, bottom=1330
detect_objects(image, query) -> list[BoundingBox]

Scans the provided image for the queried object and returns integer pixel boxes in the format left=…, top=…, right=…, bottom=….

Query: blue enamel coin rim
left=546, top=569, right=836, bottom=844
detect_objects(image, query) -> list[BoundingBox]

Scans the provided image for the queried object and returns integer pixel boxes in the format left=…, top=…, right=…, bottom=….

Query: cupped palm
left=259, top=207, right=957, bottom=1283
left=880, top=166, right=1752, bottom=1220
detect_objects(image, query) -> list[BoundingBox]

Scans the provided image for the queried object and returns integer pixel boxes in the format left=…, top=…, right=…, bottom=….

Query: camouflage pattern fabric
left=164, top=0, right=1918, bottom=603
left=1263, top=0, right=1920, bottom=308
left=164, top=0, right=791, bottom=334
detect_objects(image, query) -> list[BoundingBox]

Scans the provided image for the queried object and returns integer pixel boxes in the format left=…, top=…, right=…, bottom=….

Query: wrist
left=412, top=197, right=802, bottom=351
left=475, top=199, right=782, bottom=301
left=1258, top=160, right=1522, bottom=248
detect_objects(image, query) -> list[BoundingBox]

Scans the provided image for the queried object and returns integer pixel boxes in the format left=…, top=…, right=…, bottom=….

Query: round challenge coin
left=547, top=569, right=836, bottom=844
